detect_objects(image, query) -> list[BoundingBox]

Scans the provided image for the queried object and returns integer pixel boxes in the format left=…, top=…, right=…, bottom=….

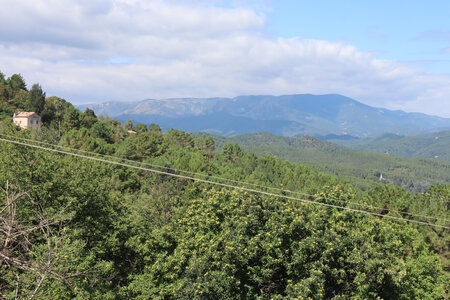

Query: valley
left=331, top=130, right=450, bottom=162
left=195, top=131, right=450, bottom=192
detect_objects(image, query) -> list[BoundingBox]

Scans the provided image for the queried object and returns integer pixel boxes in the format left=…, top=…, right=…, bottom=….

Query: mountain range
left=78, top=94, right=450, bottom=138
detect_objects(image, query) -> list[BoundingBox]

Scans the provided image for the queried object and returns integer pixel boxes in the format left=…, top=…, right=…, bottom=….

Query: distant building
left=127, top=130, right=137, bottom=135
left=13, top=112, right=41, bottom=130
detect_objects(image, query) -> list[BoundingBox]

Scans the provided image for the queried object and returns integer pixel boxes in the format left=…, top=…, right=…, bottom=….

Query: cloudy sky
left=1, top=0, right=450, bottom=117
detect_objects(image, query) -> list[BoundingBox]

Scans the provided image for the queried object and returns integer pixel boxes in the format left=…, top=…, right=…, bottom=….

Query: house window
left=30, top=120, right=33, bottom=124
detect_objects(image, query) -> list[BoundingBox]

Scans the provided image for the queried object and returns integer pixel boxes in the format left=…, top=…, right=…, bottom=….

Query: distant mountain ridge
left=78, top=94, right=450, bottom=137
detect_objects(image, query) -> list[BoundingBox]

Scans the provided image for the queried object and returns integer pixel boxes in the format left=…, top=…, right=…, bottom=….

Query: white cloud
left=0, top=0, right=449, bottom=117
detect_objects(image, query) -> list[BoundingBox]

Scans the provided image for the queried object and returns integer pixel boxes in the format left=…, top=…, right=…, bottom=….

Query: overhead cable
left=0, top=136, right=448, bottom=230
left=0, top=133, right=447, bottom=223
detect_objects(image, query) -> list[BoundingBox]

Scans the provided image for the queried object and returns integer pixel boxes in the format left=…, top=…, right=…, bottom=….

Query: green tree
left=62, top=106, right=81, bottom=132
left=116, top=131, right=166, bottom=160
left=6, top=74, right=27, bottom=98
left=91, top=121, right=113, bottom=143
left=149, top=123, right=161, bottom=134
left=125, top=188, right=447, bottom=299
left=133, top=123, right=148, bottom=133
left=26, top=83, right=46, bottom=113
left=124, top=119, right=133, bottom=130
left=222, top=143, right=243, bottom=162
left=81, top=108, right=98, bottom=128
left=0, top=183, right=91, bottom=299
left=10, top=89, right=29, bottom=110
left=164, top=129, right=194, bottom=148
left=194, top=136, right=215, bottom=154
left=0, top=73, right=7, bottom=104
left=40, top=96, right=72, bottom=131
left=0, top=71, right=5, bottom=84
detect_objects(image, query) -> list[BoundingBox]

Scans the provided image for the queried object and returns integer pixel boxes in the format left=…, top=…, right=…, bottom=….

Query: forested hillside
left=198, top=132, right=450, bottom=192
left=331, top=131, right=450, bottom=162
left=0, top=71, right=449, bottom=298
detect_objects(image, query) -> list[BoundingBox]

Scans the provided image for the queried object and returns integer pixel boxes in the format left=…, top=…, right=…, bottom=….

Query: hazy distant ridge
left=78, top=94, right=450, bottom=137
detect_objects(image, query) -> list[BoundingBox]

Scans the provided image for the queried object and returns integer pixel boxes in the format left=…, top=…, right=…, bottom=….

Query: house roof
left=14, top=112, right=40, bottom=118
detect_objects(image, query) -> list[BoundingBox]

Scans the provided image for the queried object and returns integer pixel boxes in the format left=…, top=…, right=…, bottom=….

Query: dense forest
left=0, top=71, right=449, bottom=298
left=330, top=131, right=450, bottom=162
left=199, top=132, right=450, bottom=192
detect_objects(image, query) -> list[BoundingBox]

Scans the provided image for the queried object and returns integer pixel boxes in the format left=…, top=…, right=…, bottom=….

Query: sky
left=0, top=0, right=449, bottom=117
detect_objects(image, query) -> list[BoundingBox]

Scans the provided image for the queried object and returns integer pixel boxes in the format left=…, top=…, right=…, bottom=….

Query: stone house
left=13, top=112, right=41, bottom=130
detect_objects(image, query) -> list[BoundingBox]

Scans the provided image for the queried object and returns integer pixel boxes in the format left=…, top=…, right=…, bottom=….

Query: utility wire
left=1, top=132, right=448, bottom=223
left=0, top=136, right=448, bottom=230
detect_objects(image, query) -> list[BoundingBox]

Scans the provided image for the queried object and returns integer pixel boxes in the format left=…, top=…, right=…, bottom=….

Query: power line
left=1, top=132, right=448, bottom=223
left=0, top=136, right=448, bottom=230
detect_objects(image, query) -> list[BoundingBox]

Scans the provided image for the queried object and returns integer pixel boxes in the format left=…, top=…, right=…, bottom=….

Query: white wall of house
left=13, top=114, right=41, bottom=130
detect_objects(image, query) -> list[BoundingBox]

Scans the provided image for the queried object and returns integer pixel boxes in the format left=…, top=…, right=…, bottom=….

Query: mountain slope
left=113, top=112, right=313, bottom=137
left=331, top=130, right=450, bottom=162
left=78, top=94, right=450, bottom=138
left=194, top=131, right=450, bottom=192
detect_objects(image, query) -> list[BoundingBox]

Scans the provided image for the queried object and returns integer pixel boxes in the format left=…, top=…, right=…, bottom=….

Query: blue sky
left=0, top=0, right=449, bottom=117
left=268, top=1, right=450, bottom=73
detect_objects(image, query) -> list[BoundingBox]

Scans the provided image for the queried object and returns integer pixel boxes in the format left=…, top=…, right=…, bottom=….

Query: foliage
left=0, top=71, right=448, bottom=298
left=0, top=183, right=90, bottom=299
left=125, top=188, right=447, bottom=299
left=202, top=131, right=450, bottom=192
left=333, top=131, right=450, bottom=162
left=26, top=83, right=46, bottom=114
left=116, top=131, right=166, bottom=161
